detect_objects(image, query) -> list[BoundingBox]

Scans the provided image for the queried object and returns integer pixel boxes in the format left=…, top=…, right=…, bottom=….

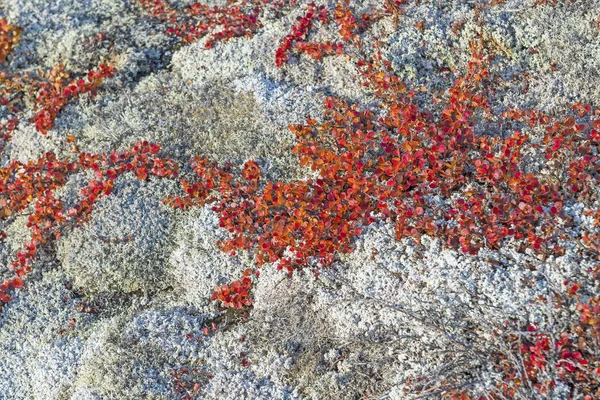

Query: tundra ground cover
left=1, top=0, right=599, bottom=398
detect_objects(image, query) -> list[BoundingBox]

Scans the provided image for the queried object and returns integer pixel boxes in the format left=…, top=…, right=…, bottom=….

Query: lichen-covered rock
left=56, top=70, right=308, bottom=182
left=0, top=215, right=32, bottom=281
left=69, top=386, right=104, bottom=400
left=2, top=0, right=175, bottom=78
left=511, top=3, right=600, bottom=112
left=0, top=270, right=96, bottom=399
left=202, top=369, right=300, bottom=400
left=169, top=205, right=254, bottom=311
left=2, top=0, right=600, bottom=398
left=72, top=305, right=208, bottom=399
left=6, top=122, right=65, bottom=164
left=56, top=175, right=178, bottom=295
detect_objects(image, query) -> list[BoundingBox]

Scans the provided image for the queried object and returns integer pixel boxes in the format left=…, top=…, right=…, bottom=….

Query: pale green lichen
left=71, top=305, right=208, bottom=399
left=56, top=175, right=178, bottom=296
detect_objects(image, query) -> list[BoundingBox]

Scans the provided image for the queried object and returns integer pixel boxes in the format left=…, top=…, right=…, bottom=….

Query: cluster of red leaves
left=0, top=118, right=18, bottom=154
left=0, top=18, right=21, bottom=152
left=177, top=2, right=263, bottom=49
left=333, top=0, right=388, bottom=44
left=275, top=2, right=330, bottom=67
left=138, top=0, right=287, bottom=49
left=165, top=153, right=357, bottom=274
left=0, top=19, right=115, bottom=144
left=505, top=329, right=593, bottom=396
left=489, top=288, right=600, bottom=399
left=275, top=1, right=394, bottom=67
left=210, top=268, right=254, bottom=309
left=0, top=69, right=32, bottom=147
left=137, top=0, right=178, bottom=22
left=32, top=64, right=116, bottom=134
left=355, top=50, right=408, bottom=95
left=418, top=282, right=600, bottom=400
left=167, top=26, right=600, bottom=284
left=0, top=67, right=33, bottom=116
left=0, top=141, right=178, bottom=304
left=170, top=366, right=212, bottom=400
left=0, top=18, right=21, bottom=64
left=163, top=6, right=600, bottom=344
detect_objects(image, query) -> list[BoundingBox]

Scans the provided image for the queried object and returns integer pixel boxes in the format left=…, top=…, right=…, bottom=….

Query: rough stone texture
left=169, top=205, right=254, bottom=311
left=0, top=270, right=94, bottom=399
left=56, top=175, right=179, bottom=295
left=72, top=305, right=208, bottom=399
left=2, top=0, right=175, bottom=77
left=201, top=370, right=300, bottom=400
